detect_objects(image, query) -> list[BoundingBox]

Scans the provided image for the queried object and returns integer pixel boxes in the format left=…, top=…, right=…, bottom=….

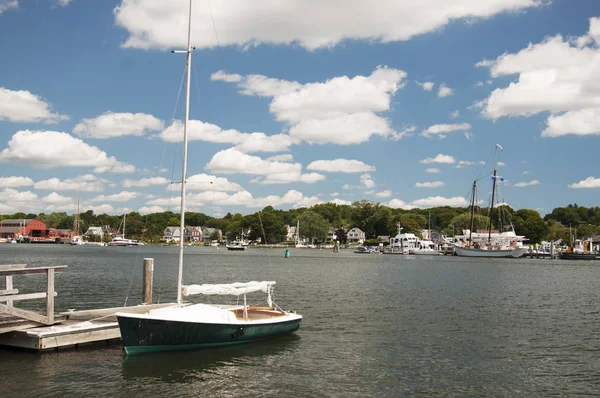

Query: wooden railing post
left=46, top=268, right=55, bottom=324
left=5, top=275, right=13, bottom=307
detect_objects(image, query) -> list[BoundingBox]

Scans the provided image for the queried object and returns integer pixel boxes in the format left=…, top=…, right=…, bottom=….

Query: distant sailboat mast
left=469, top=180, right=477, bottom=246
left=488, top=144, right=503, bottom=242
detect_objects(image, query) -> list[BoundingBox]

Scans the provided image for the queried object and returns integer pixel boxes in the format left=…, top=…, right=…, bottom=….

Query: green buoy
left=284, top=249, right=290, bottom=258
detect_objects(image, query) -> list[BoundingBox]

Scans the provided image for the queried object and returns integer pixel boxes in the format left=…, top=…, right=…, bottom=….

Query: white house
left=84, top=226, right=104, bottom=239
left=163, top=226, right=181, bottom=242
left=347, top=227, right=365, bottom=244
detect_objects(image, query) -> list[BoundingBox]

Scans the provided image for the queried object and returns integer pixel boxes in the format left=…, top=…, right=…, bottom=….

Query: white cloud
left=425, top=168, right=440, bottom=173
left=90, top=191, right=140, bottom=202
left=186, top=174, right=244, bottom=192
left=73, top=112, right=164, bottom=139
left=330, top=198, right=352, bottom=206
left=87, top=204, right=116, bottom=214
left=419, top=153, right=456, bottom=164
left=41, top=192, right=73, bottom=204
left=267, top=154, right=294, bottom=162
left=0, top=176, right=34, bottom=188
left=344, top=173, right=376, bottom=190
left=34, top=174, right=105, bottom=192
left=114, top=0, right=541, bottom=50
left=0, top=0, right=17, bottom=15
left=415, top=181, right=445, bottom=188
left=121, top=177, right=169, bottom=188
left=373, top=190, right=392, bottom=198
left=138, top=205, right=166, bottom=214
left=411, top=196, right=469, bottom=207
left=210, top=70, right=242, bottom=83
left=306, top=159, right=375, bottom=173
left=438, top=83, right=454, bottom=97
left=330, top=192, right=340, bottom=197
left=206, top=148, right=323, bottom=185
left=219, top=66, right=406, bottom=145
left=514, top=180, right=540, bottom=187
left=0, top=131, right=135, bottom=173
left=416, top=81, right=435, bottom=91
left=523, top=170, right=530, bottom=174
left=0, top=87, right=68, bottom=123
left=158, top=120, right=291, bottom=153
left=477, top=18, right=600, bottom=137
left=421, top=122, right=471, bottom=138
left=454, top=160, right=486, bottom=168
left=449, top=110, right=460, bottom=119
left=58, top=0, right=73, bottom=6
left=569, top=176, right=600, bottom=189
left=387, top=199, right=418, bottom=210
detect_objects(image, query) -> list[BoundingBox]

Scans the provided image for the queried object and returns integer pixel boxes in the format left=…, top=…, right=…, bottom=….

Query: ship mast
left=469, top=180, right=476, bottom=246
left=488, top=145, right=501, bottom=242
left=174, top=0, right=193, bottom=307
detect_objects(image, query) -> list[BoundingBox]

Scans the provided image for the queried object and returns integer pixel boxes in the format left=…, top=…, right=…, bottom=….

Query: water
left=1, top=245, right=600, bottom=397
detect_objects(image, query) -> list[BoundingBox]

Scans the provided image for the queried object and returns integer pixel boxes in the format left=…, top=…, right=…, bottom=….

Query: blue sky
left=0, top=0, right=599, bottom=217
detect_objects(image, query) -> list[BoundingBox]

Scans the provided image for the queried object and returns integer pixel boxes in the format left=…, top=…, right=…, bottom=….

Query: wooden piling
left=142, top=258, right=154, bottom=305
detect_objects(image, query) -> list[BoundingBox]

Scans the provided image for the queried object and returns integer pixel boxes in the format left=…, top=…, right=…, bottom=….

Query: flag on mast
left=496, top=143, right=503, bottom=151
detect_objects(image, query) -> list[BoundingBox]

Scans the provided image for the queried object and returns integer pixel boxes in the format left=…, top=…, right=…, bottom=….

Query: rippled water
left=1, top=245, right=599, bottom=397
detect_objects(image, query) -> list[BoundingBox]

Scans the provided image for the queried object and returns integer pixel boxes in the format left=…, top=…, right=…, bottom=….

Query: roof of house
left=0, top=219, right=35, bottom=225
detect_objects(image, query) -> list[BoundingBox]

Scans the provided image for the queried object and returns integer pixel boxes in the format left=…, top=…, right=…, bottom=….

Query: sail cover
left=182, top=281, right=276, bottom=296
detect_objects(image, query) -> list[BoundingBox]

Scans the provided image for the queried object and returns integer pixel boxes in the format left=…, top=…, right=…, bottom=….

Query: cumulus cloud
left=438, top=83, right=454, bottom=97
left=330, top=198, right=352, bottom=206
left=306, top=159, right=375, bottom=173
left=138, top=205, right=166, bottom=214
left=0, top=87, right=68, bottom=123
left=90, top=191, right=140, bottom=202
left=477, top=18, right=600, bottom=137
left=0, top=131, right=135, bottom=173
left=34, top=174, right=106, bottom=192
left=73, top=112, right=164, bottom=139
left=419, top=153, right=456, bottom=164
left=0, top=176, right=34, bottom=188
left=216, top=66, right=406, bottom=145
left=121, top=177, right=169, bottom=188
left=569, top=176, right=600, bottom=189
left=0, top=1, right=17, bottom=15
left=367, top=190, right=392, bottom=198
left=411, top=196, right=469, bottom=207
left=158, top=120, right=292, bottom=153
left=415, top=181, right=445, bottom=188
left=425, top=168, right=440, bottom=173
left=513, top=180, right=540, bottom=187
left=386, top=199, right=418, bottom=210
left=186, top=174, right=244, bottom=192
left=421, top=122, right=471, bottom=139
left=114, top=0, right=541, bottom=50
left=343, top=173, right=376, bottom=190
left=206, top=148, right=323, bottom=185
left=0, top=188, right=76, bottom=213
left=416, top=81, right=435, bottom=91
left=454, top=160, right=486, bottom=169
left=449, top=110, right=460, bottom=119
left=267, top=154, right=294, bottom=162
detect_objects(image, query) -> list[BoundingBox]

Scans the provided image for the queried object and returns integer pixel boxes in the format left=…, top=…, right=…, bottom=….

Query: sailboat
left=294, top=219, right=306, bottom=248
left=115, top=0, right=302, bottom=355
left=70, top=192, right=84, bottom=245
left=109, top=213, right=144, bottom=246
left=453, top=144, right=528, bottom=258
left=409, top=213, right=439, bottom=255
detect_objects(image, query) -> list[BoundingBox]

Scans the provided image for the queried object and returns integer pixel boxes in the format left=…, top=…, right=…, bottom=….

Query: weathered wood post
left=143, top=258, right=154, bottom=305
left=46, top=268, right=54, bottom=323
left=550, top=241, right=554, bottom=259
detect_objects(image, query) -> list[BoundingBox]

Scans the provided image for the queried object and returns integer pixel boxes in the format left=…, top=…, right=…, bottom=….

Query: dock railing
left=0, top=264, right=67, bottom=326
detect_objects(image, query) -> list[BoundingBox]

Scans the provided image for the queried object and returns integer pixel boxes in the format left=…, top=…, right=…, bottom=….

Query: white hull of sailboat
left=454, top=246, right=527, bottom=258
left=409, top=249, right=440, bottom=255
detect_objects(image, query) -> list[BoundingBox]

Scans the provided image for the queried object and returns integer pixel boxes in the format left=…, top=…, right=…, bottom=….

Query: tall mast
left=175, top=0, right=193, bottom=306
left=469, top=180, right=477, bottom=246
left=74, top=190, right=80, bottom=236
left=488, top=146, right=499, bottom=242
left=123, top=213, right=126, bottom=240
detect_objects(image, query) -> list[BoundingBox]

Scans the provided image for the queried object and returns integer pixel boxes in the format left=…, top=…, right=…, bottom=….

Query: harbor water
left=1, top=244, right=599, bottom=397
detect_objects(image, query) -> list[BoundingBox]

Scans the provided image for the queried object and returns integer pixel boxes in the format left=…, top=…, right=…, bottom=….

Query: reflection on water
left=121, top=334, right=301, bottom=383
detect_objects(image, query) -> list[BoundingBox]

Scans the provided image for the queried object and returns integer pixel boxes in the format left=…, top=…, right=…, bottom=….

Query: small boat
left=353, top=246, right=372, bottom=254
left=409, top=240, right=440, bottom=255
left=559, top=240, right=599, bottom=260
left=116, top=0, right=301, bottom=355
left=70, top=236, right=85, bottom=246
left=226, top=241, right=247, bottom=251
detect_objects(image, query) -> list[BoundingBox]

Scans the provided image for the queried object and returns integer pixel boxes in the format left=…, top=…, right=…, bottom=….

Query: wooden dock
left=0, top=259, right=175, bottom=352
left=0, top=304, right=173, bottom=351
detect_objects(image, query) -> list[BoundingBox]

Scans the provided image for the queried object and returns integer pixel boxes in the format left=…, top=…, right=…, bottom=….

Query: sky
left=0, top=0, right=599, bottom=217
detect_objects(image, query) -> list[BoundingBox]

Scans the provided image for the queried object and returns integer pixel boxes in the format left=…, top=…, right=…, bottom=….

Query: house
left=201, top=227, right=222, bottom=243
left=286, top=225, right=297, bottom=242
left=186, top=226, right=202, bottom=242
left=0, top=219, right=49, bottom=240
left=163, top=226, right=181, bottom=242
left=326, top=227, right=337, bottom=242
left=346, top=227, right=365, bottom=244
left=84, top=226, right=104, bottom=239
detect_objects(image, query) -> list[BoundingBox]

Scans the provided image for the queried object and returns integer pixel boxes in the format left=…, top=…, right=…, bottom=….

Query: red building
left=0, top=219, right=50, bottom=240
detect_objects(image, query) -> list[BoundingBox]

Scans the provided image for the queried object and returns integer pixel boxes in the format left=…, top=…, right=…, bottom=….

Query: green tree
left=298, top=210, right=329, bottom=243
left=513, top=209, right=548, bottom=244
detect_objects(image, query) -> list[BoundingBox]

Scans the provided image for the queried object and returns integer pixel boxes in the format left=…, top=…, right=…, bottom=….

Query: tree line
left=2, top=202, right=598, bottom=244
